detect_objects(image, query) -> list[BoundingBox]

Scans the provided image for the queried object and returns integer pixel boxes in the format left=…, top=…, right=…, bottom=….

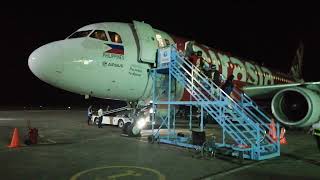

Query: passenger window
left=90, top=30, right=108, bottom=41
left=156, top=34, right=165, bottom=47
left=108, top=31, right=122, bottom=43
left=68, top=30, right=92, bottom=39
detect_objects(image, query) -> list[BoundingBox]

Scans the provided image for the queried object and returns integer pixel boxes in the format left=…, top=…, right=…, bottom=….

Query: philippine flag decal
left=104, top=43, right=124, bottom=55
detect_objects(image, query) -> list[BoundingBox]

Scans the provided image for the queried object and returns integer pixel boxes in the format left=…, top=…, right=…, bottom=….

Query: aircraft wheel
left=128, top=123, right=141, bottom=137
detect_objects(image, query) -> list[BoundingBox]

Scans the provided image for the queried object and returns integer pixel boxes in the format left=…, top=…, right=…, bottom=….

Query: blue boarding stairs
left=149, top=44, right=280, bottom=160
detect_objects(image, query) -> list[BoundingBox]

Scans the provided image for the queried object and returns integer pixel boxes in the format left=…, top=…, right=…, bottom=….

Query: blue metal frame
left=150, top=45, right=280, bottom=160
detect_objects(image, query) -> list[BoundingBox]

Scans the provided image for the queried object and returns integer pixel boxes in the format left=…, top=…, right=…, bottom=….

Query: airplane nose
left=28, top=42, right=64, bottom=85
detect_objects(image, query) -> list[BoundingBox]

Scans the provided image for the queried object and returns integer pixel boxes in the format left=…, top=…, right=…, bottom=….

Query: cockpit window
left=90, top=30, right=108, bottom=41
left=68, top=30, right=92, bottom=39
left=108, top=31, right=122, bottom=43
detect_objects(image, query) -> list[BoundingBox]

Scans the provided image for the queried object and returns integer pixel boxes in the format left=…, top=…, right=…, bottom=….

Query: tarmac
left=0, top=110, right=319, bottom=180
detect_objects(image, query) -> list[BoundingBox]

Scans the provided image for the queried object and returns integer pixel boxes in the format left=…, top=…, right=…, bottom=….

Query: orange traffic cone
left=280, top=127, right=287, bottom=145
left=8, top=128, right=20, bottom=148
left=268, top=119, right=277, bottom=141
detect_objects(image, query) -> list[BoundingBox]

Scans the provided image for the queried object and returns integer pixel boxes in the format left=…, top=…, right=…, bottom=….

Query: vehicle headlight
left=137, top=118, right=147, bottom=129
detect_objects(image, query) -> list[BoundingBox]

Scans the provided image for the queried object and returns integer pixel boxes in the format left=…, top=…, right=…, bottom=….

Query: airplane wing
left=243, top=81, right=320, bottom=99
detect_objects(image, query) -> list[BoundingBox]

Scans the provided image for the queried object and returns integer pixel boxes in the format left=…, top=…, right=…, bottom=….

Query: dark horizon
left=1, top=3, right=319, bottom=106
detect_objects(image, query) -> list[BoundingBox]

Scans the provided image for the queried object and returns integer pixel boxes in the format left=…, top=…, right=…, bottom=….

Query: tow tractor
left=91, top=114, right=133, bottom=128
left=90, top=105, right=151, bottom=137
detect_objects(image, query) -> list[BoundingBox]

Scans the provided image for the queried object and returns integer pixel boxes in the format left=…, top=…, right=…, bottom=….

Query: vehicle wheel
left=89, top=117, right=94, bottom=125
left=128, top=123, right=141, bottom=137
left=122, top=122, right=131, bottom=134
left=118, top=119, right=124, bottom=128
left=148, top=135, right=154, bottom=144
left=94, top=117, right=99, bottom=125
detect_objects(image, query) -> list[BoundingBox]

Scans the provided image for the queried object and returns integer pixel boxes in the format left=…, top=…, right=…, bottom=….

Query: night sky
left=1, top=2, right=319, bottom=107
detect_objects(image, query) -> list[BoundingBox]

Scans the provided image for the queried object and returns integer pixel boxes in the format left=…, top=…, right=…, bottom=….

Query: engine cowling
left=271, top=87, right=320, bottom=127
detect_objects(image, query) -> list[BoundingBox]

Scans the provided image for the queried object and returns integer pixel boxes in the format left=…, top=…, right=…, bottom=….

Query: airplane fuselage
left=28, top=22, right=294, bottom=101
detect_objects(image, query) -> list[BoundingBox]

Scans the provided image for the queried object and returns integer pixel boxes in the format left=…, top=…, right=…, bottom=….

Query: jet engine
left=271, top=87, right=320, bottom=127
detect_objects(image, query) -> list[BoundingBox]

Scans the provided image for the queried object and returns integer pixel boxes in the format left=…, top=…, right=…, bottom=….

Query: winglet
left=290, top=41, right=305, bottom=83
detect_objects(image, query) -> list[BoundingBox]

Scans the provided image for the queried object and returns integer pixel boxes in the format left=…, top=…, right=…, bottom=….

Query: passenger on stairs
left=189, top=52, right=198, bottom=65
left=185, top=52, right=198, bottom=74
left=196, top=51, right=205, bottom=73
left=211, top=65, right=221, bottom=87
left=208, top=64, right=222, bottom=98
left=183, top=41, right=197, bottom=75
left=221, top=74, right=234, bottom=96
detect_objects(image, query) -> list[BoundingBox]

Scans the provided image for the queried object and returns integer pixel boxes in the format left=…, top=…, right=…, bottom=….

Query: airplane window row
left=68, top=30, right=122, bottom=43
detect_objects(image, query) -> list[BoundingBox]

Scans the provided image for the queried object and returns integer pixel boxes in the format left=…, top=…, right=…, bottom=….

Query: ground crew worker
left=309, top=121, right=320, bottom=151
left=106, top=105, right=110, bottom=112
left=98, top=107, right=103, bottom=128
left=87, top=105, right=93, bottom=125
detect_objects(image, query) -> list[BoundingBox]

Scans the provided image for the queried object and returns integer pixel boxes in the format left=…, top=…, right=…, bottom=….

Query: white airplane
left=28, top=20, right=320, bottom=135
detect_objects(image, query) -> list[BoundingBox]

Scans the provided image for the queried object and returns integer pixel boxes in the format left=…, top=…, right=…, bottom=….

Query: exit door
left=133, top=20, right=158, bottom=64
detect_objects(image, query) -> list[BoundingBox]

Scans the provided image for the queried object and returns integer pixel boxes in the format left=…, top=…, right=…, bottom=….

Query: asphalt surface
left=0, top=110, right=319, bottom=180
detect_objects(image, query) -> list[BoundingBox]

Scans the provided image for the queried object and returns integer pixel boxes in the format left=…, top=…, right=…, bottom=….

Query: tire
left=128, top=123, right=141, bottom=137
left=148, top=135, right=155, bottom=143
left=122, top=122, right=131, bottom=134
left=88, top=116, right=94, bottom=125
left=118, top=119, right=124, bottom=128
left=94, top=117, right=99, bottom=125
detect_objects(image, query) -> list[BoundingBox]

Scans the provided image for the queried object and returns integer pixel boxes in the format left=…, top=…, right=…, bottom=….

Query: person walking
left=98, top=107, right=104, bottom=128
left=87, top=105, right=93, bottom=125
left=309, top=121, right=320, bottom=151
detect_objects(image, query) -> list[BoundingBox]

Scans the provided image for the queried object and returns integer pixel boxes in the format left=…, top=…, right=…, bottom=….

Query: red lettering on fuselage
left=170, top=35, right=294, bottom=101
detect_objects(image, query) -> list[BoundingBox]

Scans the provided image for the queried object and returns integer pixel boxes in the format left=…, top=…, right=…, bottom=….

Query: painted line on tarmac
left=47, top=139, right=56, bottom=144
left=197, top=161, right=266, bottom=180
left=70, top=165, right=166, bottom=180
left=0, top=118, right=24, bottom=121
left=0, top=144, right=31, bottom=153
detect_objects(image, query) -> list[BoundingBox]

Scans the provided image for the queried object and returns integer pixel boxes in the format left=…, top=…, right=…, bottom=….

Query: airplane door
left=133, top=20, right=158, bottom=64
